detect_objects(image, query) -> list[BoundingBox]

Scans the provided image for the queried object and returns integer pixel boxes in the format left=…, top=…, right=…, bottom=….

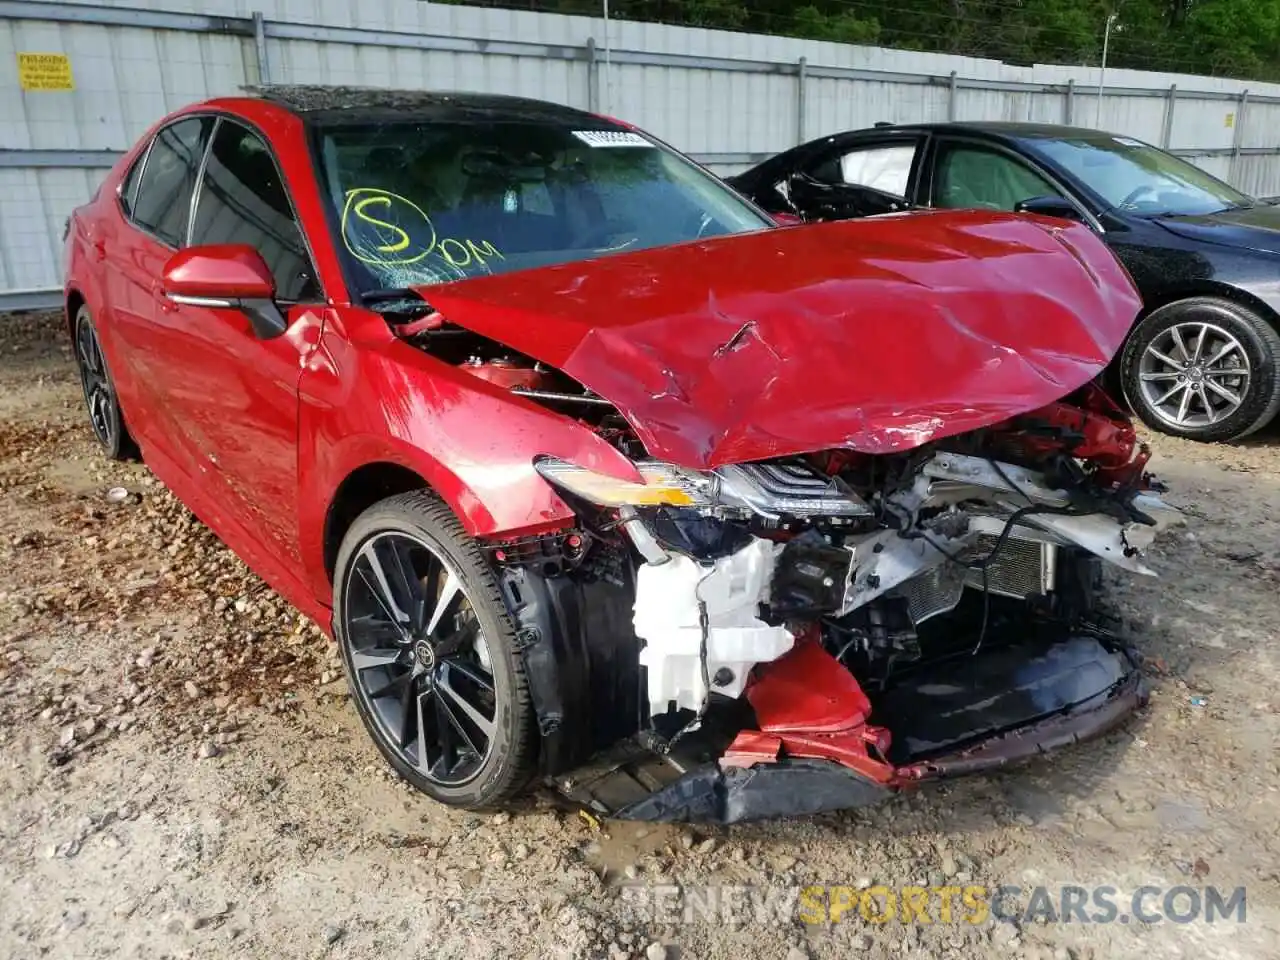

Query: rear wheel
left=333, top=491, right=536, bottom=808
left=73, top=304, right=137, bottom=460
left=1120, top=297, right=1280, bottom=442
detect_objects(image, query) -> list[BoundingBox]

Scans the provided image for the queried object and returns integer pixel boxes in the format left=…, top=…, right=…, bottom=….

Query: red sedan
left=64, top=86, right=1178, bottom=823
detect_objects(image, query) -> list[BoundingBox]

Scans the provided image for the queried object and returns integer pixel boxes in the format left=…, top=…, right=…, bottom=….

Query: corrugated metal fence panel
left=1241, top=101, right=1280, bottom=151
left=0, top=166, right=104, bottom=289
left=1188, top=155, right=1232, bottom=182
left=1169, top=99, right=1240, bottom=153
left=608, top=64, right=793, bottom=155
left=1, top=16, right=249, bottom=151
left=271, top=41, right=589, bottom=109
left=7, top=0, right=1280, bottom=300
left=1234, top=156, right=1280, bottom=199
left=810, top=77, right=949, bottom=137
left=953, top=88, right=1067, bottom=125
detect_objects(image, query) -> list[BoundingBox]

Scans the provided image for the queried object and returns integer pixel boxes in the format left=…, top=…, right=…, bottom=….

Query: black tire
left=333, top=490, right=536, bottom=808
left=1120, top=296, right=1280, bottom=442
left=72, top=304, right=137, bottom=460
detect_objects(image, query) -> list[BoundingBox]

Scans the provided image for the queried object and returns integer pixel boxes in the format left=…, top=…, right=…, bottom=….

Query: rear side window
left=190, top=120, right=318, bottom=301
left=131, top=117, right=212, bottom=247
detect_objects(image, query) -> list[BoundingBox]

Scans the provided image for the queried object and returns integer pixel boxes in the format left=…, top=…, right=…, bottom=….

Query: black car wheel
left=333, top=491, right=536, bottom=808
left=73, top=304, right=137, bottom=460
left=1121, top=297, right=1280, bottom=442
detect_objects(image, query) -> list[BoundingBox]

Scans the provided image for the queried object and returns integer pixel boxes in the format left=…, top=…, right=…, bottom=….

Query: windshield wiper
left=359, top=288, right=434, bottom=315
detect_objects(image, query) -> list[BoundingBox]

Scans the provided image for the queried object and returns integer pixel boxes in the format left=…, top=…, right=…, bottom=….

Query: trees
left=447, top=0, right=1280, bottom=80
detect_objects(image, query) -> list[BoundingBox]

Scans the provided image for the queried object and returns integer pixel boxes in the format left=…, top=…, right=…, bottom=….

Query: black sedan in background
left=729, top=122, right=1280, bottom=443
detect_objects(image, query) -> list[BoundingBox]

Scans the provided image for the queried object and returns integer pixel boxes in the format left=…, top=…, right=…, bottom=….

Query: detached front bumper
left=562, top=627, right=1147, bottom=825
left=895, top=669, right=1147, bottom=781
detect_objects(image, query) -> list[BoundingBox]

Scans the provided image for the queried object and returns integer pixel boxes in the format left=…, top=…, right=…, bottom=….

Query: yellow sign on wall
left=17, top=52, right=75, bottom=91
left=1225, top=111, right=1236, bottom=128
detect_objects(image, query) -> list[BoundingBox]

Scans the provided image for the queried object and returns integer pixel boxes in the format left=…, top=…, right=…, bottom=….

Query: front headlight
left=535, top=458, right=714, bottom=507
left=536, top=456, right=873, bottom=517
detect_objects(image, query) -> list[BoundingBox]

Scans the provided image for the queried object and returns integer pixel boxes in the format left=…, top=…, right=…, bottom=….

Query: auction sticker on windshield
left=572, top=130, right=654, bottom=148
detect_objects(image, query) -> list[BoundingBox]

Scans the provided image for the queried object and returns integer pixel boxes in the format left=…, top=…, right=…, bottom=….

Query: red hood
left=420, top=211, right=1141, bottom=469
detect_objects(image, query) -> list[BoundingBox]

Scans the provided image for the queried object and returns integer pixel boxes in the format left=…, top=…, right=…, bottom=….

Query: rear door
left=102, top=115, right=214, bottom=466
left=150, top=116, right=322, bottom=566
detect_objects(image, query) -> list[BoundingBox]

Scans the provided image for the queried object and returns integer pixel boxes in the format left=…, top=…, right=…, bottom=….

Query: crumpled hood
left=1154, top=203, right=1280, bottom=257
left=421, top=211, right=1141, bottom=469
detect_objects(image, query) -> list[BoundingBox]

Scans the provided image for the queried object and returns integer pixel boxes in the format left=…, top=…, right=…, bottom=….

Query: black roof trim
left=884, top=120, right=1121, bottom=140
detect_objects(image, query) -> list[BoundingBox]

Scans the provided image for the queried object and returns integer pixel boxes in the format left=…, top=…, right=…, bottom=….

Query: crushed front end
left=488, top=381, right=1177, bottom=823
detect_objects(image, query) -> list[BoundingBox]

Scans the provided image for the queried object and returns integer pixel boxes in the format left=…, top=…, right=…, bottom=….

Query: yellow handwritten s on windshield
left=341, top=187, right=504, bottom=271
left=354, top=196, right=409, bottom=252
left=341, top=188, right=435, bottom=265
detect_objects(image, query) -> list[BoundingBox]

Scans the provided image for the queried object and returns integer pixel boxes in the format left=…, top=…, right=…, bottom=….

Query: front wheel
left=1120, top=297, right=1280, bottom=442
left=332, top=491, right=536, bottom=808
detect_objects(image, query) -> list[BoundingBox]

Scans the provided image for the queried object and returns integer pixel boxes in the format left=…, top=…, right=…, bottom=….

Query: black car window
left=933, top=143, right=1059, bottom=212
left=809, top=142, right=915, bottom=197
left=190, top=119, right=319, bottom=302
left=1026, top=135, right=1253, bottom=216
left=131, top=117, right=213, bottom=247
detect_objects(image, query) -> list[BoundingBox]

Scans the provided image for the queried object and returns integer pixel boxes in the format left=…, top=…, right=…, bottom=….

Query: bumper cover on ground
left=602, top=631, right=1145, bottom=824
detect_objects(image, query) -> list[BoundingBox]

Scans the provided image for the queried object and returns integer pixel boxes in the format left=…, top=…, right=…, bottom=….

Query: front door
left=149, top=117, right=323, bottom=568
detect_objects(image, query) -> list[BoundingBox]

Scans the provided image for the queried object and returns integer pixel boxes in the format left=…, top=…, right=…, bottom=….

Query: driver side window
left=932, top=143, right=1059, bottom=211
left=190, top=119, right=319, bottom=302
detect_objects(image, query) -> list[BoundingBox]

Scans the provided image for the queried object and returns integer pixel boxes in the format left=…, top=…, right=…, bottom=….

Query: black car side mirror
left=1015, top=196, right=1084, bottom=222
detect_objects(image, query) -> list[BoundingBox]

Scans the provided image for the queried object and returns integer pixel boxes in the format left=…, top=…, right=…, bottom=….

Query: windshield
left=314, top=119, right=772, bottom=293
left=1026, top=134, right=1254, bottom=217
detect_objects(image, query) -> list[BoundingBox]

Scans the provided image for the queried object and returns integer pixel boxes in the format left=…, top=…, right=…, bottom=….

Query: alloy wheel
left=342, top=531, right=498, bottom=786
left=1138, top=321, right=1251, bottom=428
left=75, top=313, right=118, bottom=449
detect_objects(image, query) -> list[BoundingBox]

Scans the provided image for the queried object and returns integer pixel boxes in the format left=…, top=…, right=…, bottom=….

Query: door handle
left=152, top=282, right=176, bottom=313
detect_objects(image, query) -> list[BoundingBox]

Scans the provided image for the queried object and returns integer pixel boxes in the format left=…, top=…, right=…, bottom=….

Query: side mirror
left=1014, top=195, right=1084, bottom=222
left=771, top=211, right=805, bottom=226
left=161, top=245, right=286, bottom=339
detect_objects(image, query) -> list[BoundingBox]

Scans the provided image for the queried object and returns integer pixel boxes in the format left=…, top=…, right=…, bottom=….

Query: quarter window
left=119, top=150, right=146, bottom=218
left=190, top=120, right=318, bottom=302
left=131, top=117, right=212, bottom=247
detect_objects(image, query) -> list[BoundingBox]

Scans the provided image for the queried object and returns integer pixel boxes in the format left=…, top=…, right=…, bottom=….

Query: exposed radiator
left=961, top=534, right=1056, bottom=600
left=894, top=536, right=1056, bottom=625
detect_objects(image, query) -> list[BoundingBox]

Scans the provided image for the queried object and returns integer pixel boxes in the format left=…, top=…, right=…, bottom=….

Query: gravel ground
left=2, top=309, right=1279, bottom=960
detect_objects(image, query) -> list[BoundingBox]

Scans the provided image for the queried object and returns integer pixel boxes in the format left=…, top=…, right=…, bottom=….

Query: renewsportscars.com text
left=619, top=884, right=1247, bottom=926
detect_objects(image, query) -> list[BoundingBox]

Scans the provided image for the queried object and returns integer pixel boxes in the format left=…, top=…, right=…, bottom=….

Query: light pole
left=1096, top=11, right=1118, bottom=127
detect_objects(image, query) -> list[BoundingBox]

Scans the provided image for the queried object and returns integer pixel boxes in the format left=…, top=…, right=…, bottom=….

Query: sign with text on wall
left=17, top=52, right=75, bottom=91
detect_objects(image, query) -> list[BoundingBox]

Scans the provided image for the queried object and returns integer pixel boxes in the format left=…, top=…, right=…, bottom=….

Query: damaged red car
left=63, top=86, right=1179, bottom=823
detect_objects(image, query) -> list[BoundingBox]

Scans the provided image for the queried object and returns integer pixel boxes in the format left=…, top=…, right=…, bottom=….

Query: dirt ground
left=2, top=309, right=1279, bottom=960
